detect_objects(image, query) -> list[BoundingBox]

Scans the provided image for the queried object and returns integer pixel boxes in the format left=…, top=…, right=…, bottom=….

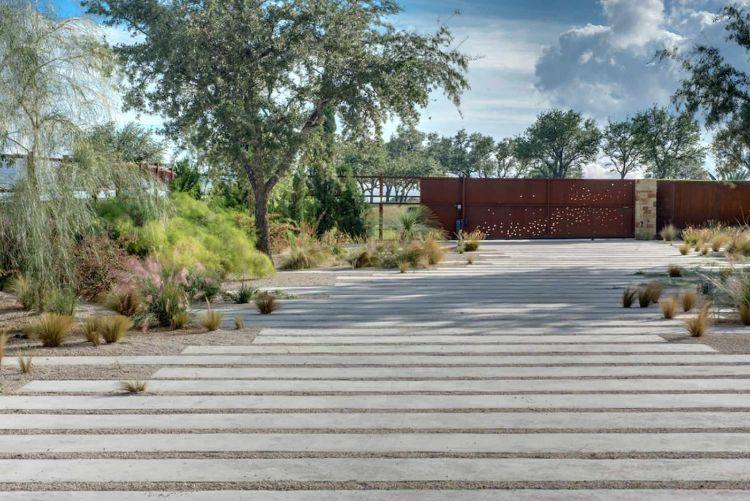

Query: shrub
left=234, top=316, right=245, bottom=330
left=171, top=311, right=190, bottom=330
left=622, top=287, right=637, bottom=308
left=73, top=235, right=127, bottom=301
left=678, top=242, right=691, bottom=255
left=255, top=293, right=280, bottom=314
left=660, top=297, right=677, bottom=319
left=10, top=275, right=42, bottom=311
left=32, top=314, right=74, bottom=347
left=17, top=355, right=32, bottom=374
left=105, top=287, right=145, bottom=317
left=659, top=224, right=678, bottom=242
left=686, top=303, right=712, bottom=337
left=235, top=283, right=255, bottom=304
left=398, top=260, right=409, bottom=273
left=185, top=269, right=221, bottom=302
left=393, top=206, right=436, bottom=241
left=83, top=317, right=102, bottom=346
left=668, top=265, right=683, bottom=278
left=121, top=380, right=147, bottom=394
left=460, top=229, right=485, bottom=252
left=349, top=246, right=377, bottom=269
left=99, top=315, right=132, bottom=344
left=148, top=280, right=189, bottom=327
left=280, top=230, right=330, bottom=270
left=700, top=244, right=710, bottom=256
left=43, top=288, right=78, bottom=316
left=711, top=234, right=729, bottom=252
left=680, top=290, right=697, bottom=312
left=635, top=228, right=652, bottom=240
left=682, top=227, right=702, bottom=245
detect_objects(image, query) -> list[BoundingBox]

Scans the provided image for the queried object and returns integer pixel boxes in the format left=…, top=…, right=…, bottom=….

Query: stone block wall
left=634, top=179, right=657, bottom=238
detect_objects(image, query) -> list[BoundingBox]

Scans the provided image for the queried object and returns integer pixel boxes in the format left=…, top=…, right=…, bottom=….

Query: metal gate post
left=378, top=176, right=384, bottom=241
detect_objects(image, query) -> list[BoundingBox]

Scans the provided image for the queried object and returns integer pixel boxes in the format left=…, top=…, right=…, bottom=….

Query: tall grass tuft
left=680, top=290, right=697, bottom=312
left=686, top=303, right=712, bottom=337
left=659, top=224, right=678, bottom=242
left=99, top=315, right=132, bottom=344
left=711, top=234, right=729, bottom=252
left=83, top=316, right=101, bottom=346
left=422, top=236, right=445, bottom=265
left=459, top=229, right=485, bottom=252
left=0, top=332, right=6, bottom=367
left=638, top=282, right=663, bottom=308
left=121, top=380, right=146, bottom=394
left=200, top=302, right=223, bottom=331
left=678, top=242, right=691, bottom=255
left=660, top=297, right=678, bottom=319
left=255, top=293, right=280, bottom=314
left=171, top=311, right=190, bottom=330
left=279, top=230, right=330, bottom=270
left=17, top=355, right=33, bottom=374
left=668, top=265, right=683, bottom=278
left=32, top=314, right=74, bottom=347
left=234, top=316, right=245, bottom=330
left=622, top=287, right=637, bottom=308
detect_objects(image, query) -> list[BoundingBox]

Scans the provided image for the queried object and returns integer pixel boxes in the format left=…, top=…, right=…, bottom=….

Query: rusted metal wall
left=657, top=180, right=750, bottom=230
left=421, top=178, right=635, bottom=239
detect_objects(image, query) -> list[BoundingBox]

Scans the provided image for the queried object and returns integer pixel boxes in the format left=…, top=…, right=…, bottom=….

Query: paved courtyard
left=2, top=240, right=750, bottom=499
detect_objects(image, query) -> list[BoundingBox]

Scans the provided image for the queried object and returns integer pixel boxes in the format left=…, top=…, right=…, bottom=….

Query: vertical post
left=378, top=176, right=384, bottom=240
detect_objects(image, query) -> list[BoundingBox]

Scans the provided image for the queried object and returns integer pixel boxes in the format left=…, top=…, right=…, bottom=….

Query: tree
left=85, top=0, right=469, bottom=254
left=494, top=138, right=525, bottom=178
left=602, top=119, right=641, bottom=179
left=425, top=129, right=502, bottom=178
left=83, top=122, right=164, bottom=164
left=712, top=124, right=750, bottom=180
left=514, top=109, right=600, bottom=179
left=631, top=106, right=706, bottom=179
left=170, top=158, right=203, bottom=198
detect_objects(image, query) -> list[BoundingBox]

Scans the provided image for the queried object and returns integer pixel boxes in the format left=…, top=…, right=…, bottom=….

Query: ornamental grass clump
left=686, top=303, right=712, bottom=337
left=668, top=265, right=683, bottom=278
left=622, top=287, right=637, bottom=308
left=422, top=235, right=445, bottom=265
left=171, top=311, right=190, bottom=330
left=660, top=297, right=677, bottom=319
left=83, top=317, right=102, bottom=346
left=255, top=293, right=280, bottom=314
left=678, top=242, right=691, bottom=255
left=279, top=230, right=330, bottom=270
left=121, top=380, right=147, bottom=394
left=32, top=314, right=74, bottom=347
left=99, top=315, right=132, bottom=344
left=711, top=234, right=729, bottom=252
left=680, top=290, right=697, bottom=312
left=638, top=281, right=663, bottom=308
left=17, top=355, right=33, bottom=374
left=0, top=332, right=6, bottom=367
left=200, top=302, right=223, bottom=331
left=659, top=224, right=678, bottom=242
left=234, top=316, right=245, bottom=330
left=460, top=229, right=485, bottom=252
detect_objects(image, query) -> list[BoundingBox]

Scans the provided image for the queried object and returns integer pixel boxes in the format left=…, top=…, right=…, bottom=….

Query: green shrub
left=185, top=269, right=221, bottom=302
left=148, top=280, right=189, bottom=328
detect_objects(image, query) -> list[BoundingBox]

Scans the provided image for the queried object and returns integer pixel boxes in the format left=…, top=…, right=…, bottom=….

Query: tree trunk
left=253, top=186, right=271, bottom=255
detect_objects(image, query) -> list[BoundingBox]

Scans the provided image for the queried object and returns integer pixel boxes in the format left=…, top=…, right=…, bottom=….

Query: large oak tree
left=84, top=0, right=469, bottom=254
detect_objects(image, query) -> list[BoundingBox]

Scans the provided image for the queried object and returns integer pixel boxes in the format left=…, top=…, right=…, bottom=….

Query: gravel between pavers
left=0, top=365, right=156, bottom=395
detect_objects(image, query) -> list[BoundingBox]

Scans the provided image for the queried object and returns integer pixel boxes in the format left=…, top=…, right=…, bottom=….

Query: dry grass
left=685, top=303, right=712, bottom=337
left=17, top=354, right=33, bottom=374
left=667, top=265, right=683, bottom=278
left=255, top=294, right=280, bottom=314
left=680, top=290, right=697, bottom=312
left=32, top=313, right=74, bottom=347
left=459, top=229, right=485, bottom=252
left=201, top=309, right=223, bottom=331
left=171, top=311, right=190, bottom=330
left=398, top=260, right=409, bottom=273
left=711, top=234, right=729, bottom=252
left=660, top=224, right=678, bottom=242
left=83, top=317, right=101, bottom=346
left=99, top=315, right=132, bottom=344
left=120, top=380, right=147, bottom=394
left=660, top=297, right=677, bottom=319
left=678, top=242, right=691, bottom=255
left=0, top=332, right=6, bottom=367
left=422, top=236, right=445, bottom=265
left=638, top=282, right=663, bottom=308
left=466, top=254, right=475, bottom=265
left=700, top=244, right=710, bottom=256
left=622, top=287, right=637, bottom=308
left=234, top=316, right=245, bottom=330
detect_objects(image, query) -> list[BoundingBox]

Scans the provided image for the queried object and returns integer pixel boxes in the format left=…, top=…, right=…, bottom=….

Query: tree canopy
left=84, top=0, right=469, bottom=254
left=601, top=119, right=641, bottom=179
left=514, top=109, right=600, bottom=179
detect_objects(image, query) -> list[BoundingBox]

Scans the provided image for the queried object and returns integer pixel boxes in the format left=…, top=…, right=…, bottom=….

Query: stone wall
left=634, top=179, right=657, bottom=238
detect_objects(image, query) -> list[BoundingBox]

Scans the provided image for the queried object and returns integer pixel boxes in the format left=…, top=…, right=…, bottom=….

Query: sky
left=52, top=0, right=749, bottom=177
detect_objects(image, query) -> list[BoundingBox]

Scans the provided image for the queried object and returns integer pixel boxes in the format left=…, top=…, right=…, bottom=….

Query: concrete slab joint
left=634, top=179, right=658, bottom=239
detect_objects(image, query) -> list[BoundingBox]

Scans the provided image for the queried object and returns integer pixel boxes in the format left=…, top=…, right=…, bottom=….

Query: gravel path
left=3, top=240, right=750, bottom=498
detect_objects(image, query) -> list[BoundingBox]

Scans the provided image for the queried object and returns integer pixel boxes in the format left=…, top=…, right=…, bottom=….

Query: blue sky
left=53, top=0, right=745, bottom=176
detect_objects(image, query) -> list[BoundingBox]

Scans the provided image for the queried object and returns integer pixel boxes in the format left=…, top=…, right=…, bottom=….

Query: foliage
left=200, top=304, right=223, bottom=332
left=680, top=290, right=697, bottom=312
left=335, top=166, right=369, bottom=238
left=234, top=316, right=245, bottom=330
left=100, top=193, right=273, bottom=278
left=459, top=229, right=485, bottom=252
left=679, top=242, right=691, bottom=255
left=121, top=380, right=146, bottom=394
left=393, top=206, right=437, bottom=241
left=170, top=158, right=203, bottom=198
left=32, top=313, right=73, bottom=347
left=255, top=293, right=280, bottom=315
left=422, top=236, right=445, bottom=266
left=686, top=303, right=712, bottom=337
left=80, top=121, right=164, bottom=165
left=74, top=235, right=128, bottom=301
left=17, top=354, right=32, bottom=374
left=171, top=311, right=190, bottom=330
left=631, top=106, right=706, bottom=179
left=105, top=287, right=144, bottom=317
left=185, top=269, right=221, bottom=303
left=280, top=230, right=331, bottom=271
left=99, top=315, right=132, bottom=344
left=426, top=128, right=517, bottom=178
left=602, top=119, right=641, bottom=179
left=85, top=0, right=469, bottom=254
left=514, top=109, right=600, bottom=179
left=638, top=282, right=663, bottom=308
left=228, top=283, right=256, bottom=304
left=711, top=124, right=750, bottom=180
left=44, top=288, right=78, bottom=316
left=668, top=266, right=683, bottom=278
left=659, top=224, right=678, bottom=242
left=0, top=332, right=6, bottom=367
left=83, top=317, right=101, bottom=346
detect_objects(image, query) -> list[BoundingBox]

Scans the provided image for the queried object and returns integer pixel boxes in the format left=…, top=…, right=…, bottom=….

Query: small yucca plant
left=99, top=316, right=132, bottom=344
left=83, top=317, right=101, bottom=346
left=660, top=297, right=677, bottom=319
left=234, top=316, right=245, bottom=330
left=121, top=380, right=147, bottom=394
left=255, top=293, right=280, bottom=314
left=622, top=287, right=637, bottom=308
left=33, top=313, right=74, bottom=347
left=678, top=242, right=690, bottom=255
left=17, top=354, right=33, bottom=374
left=680, top=290, right=697, bottom=312
left=686, top=303, right=712, bottom=337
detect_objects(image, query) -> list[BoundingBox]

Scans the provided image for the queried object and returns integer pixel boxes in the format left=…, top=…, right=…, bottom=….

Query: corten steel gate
left=657, top=180, right=750, bottom=231
left=420, top=178, right=636, bottom=239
